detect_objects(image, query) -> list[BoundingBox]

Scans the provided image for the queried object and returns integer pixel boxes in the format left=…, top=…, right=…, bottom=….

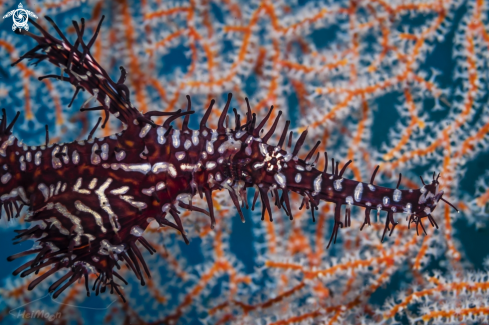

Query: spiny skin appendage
left=0, top=15, right=456, bottom=302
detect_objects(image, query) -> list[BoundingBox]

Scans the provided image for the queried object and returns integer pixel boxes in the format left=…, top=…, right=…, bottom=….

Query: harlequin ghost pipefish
left=0, top=16, right=458, bottom=302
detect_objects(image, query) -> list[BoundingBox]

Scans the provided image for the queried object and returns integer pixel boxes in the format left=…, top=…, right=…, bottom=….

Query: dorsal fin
left=200, top=99, right=215, bottom=129
left=262, top=111, right=282, bottom=143
left=162, top=110, right=194, bottom=129
left=277, top=120, right=290, bottom=148
left=245, top=97, right=252, bottom=125
left=305, top=140, right=320, bottom=162
left=0, top=109, right=7, bottom=134
left=253, top=106, right=274, bottom=137
left=233, top=108, right=241, bottom=131
left=217, top=93, right=232, bottom=132
left=323, top=152, right=328, bottom=173
left=0, top=110, right=20, bottom=135
left=45, top=125, right=49, bottom=146
left=182, top=95, right=192, bottom=131
left=249, top=113, right=256, bottom=133
left=292, top=129, right=308, bottom=156
left=87, top=117, right=102, bottom=141
left=338, top=160, right=352, bottom=177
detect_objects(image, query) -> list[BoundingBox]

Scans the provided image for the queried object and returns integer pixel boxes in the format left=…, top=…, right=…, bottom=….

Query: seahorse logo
left=2, top=3, right=37, bottom=32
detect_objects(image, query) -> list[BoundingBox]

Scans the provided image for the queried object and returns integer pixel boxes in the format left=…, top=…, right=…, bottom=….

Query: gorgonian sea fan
left=0, top=16, right=458, bottom=302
